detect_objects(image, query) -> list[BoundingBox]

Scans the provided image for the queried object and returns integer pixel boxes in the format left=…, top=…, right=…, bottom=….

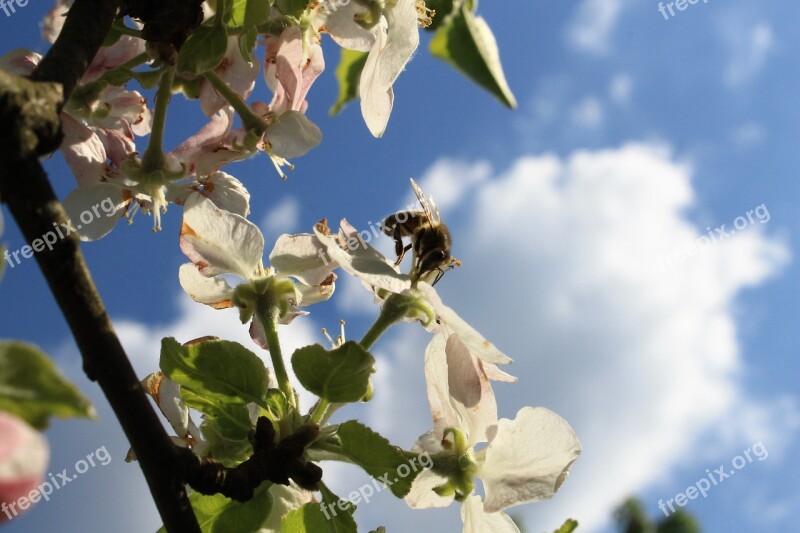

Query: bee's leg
left=431, top=268, right=445, bottom=286
left=395, top=243, right=412, bottom=266
left=393, top=226, right=411, bottom=265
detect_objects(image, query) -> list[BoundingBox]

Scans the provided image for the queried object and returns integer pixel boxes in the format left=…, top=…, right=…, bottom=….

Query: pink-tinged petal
left=0, top=412, right=49, bottom=522
left=479, top=407, right=581, bottom=513
left=82, top=36, right=146, bottom=83
left=62, top=183, right=127, bottom=241
left=360, top=0, right=419, bottom=137
left=461, top=495, right=520, bottom=533
left=263, top=111, right=322, bottom=159
left=269, top=233, right=336, bottom=286
left=0, top=49, right=41, bottom=76
left=316, top=3, right=375, bottom=51
left=92, top=86, right=152, bottom=135
left=60, top=114, right=108, bottom=186
left=178, top=263, right=235, bottom=308
left=273, top=27, right=325, bottom=112
left=200, top=36, right=259, bottom=116
left=313, top=219, right=412, bottom=294
left=248, top=318, right=268, bottom=349
left=92, top=126, right=135, bottom=167
left=180, top=194, right=264, bottom=279
left=416, top=282, right=512, bottom=365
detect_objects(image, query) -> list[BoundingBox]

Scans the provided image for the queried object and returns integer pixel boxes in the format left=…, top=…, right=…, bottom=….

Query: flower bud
left=0, top=412, right=49, bottom=522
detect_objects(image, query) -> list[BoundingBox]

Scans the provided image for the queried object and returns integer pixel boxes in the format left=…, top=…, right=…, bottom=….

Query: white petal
left=294, top=273, right=336, bottom=305
left=178, top=263, right=235, bottom=308
left=60, top=114, right=107, bottom=186
left=313, top=219, right=411, bottom=294
left=180, top=194, right=264, bottom=279
left=273, top=27, right=325, bottom=112
left=263, top=111, right=322, bottom=159
left=479, top=407, right=581, bottom=513
left=360, top=0, right=419, bottom=137
left=200, top=171, right=251, bottom=217
left=156, top=376, right=190, bottom=437
left=62, top=183, right=127, bottom=241
left=404, top=468, right=454, bottom=509
left=317, top=3, right=376, bottom=51
left=417, top=282, right=512, bottom=365
left=424, top=334, right=498, bottom=445
left=257, top=482, right=315, bottom=532
left=483, top=363, right=518, bottom=383
left=461, top=495, right=520, bottom=533
left=268, top=233, right=336, bottom=286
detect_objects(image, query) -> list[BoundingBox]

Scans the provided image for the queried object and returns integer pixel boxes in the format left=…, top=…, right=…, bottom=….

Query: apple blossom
left=315, top=0, right=433, bottom=137
left=405, top=334, right=581, bottom=531
left=178, top=194, right=336, bottom=348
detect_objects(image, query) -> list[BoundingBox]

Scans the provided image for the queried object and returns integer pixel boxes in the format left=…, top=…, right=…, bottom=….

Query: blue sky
left=1, top=0, right=799, bottom=531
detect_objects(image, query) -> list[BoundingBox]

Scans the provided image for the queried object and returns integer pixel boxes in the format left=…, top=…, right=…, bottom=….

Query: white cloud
left=731, top=122, right=766, bottom=148
left=567, top=0, right=624, bottom=55
left=260, top=195, right=300, bottom=244
left=350, top=144, right=793, bottom=531
left=609, top=74, right=633, bottom=105
left=721, top=20, right=775, bottom=87
left=570, top=96, right=604, bottom=129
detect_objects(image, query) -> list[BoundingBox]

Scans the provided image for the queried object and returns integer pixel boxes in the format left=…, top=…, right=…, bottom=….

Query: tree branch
left=0, top=0, right=201, bottom=530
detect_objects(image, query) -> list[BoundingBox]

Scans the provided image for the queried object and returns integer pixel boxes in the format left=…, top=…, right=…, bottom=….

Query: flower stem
left=308, top=398, right=330, bottom=425
left=203, top=70, right=266, bottom=134
left=141, top=67, right=174, bottom=172
left=360, top=294, right=410, bottom=349
left=259, top=309, right=296, bottom=409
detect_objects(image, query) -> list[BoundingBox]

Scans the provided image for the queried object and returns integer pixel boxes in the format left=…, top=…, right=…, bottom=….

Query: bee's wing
left=409, top=178, right=439, bottom=225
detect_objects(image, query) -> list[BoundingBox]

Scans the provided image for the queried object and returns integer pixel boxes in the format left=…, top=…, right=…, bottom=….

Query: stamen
left=416, top=0, right=434, bottom=28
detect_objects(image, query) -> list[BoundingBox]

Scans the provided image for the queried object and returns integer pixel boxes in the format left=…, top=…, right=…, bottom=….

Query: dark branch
left=182, top=419, right=323, bottom=501
left=0, top=0, right=202, bottom=530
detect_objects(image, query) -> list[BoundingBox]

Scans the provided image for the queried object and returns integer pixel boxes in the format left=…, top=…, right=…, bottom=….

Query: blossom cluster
left=0, top=0, right=580, bottom=531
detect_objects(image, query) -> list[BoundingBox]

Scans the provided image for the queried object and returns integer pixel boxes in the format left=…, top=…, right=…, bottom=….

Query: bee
left=382, top=179, right=460, bottom=285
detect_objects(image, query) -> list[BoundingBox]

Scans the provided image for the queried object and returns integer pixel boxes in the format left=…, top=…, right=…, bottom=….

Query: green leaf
left=291, top=342, right=374, bottom=403
left=429, top=4, right=517, bottom=108
left=330, top=49, right=369, bottom=116
left=160, top=337, right=270, bottom=406
left=280, top=485, right=356, bottom=533
left=226, top=0, right=270, bottom=28
left=337, top=421, right=419, bottom=498
left=422, top=0, right=455, bottom=31
left=554, top=519, right=579, bottom=533
left=157, top=482, right=272, bottom=533
left=177, top=21, right=229, bottom=76
left=238, top=27, right=259, bottom=62
left=132, top=69, right=163, bottom=90
left=0, top=341, right=94, bottom=429
left=181, top=388, right=253, bottom=441
left=275, top=0, right=308, bottom=18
